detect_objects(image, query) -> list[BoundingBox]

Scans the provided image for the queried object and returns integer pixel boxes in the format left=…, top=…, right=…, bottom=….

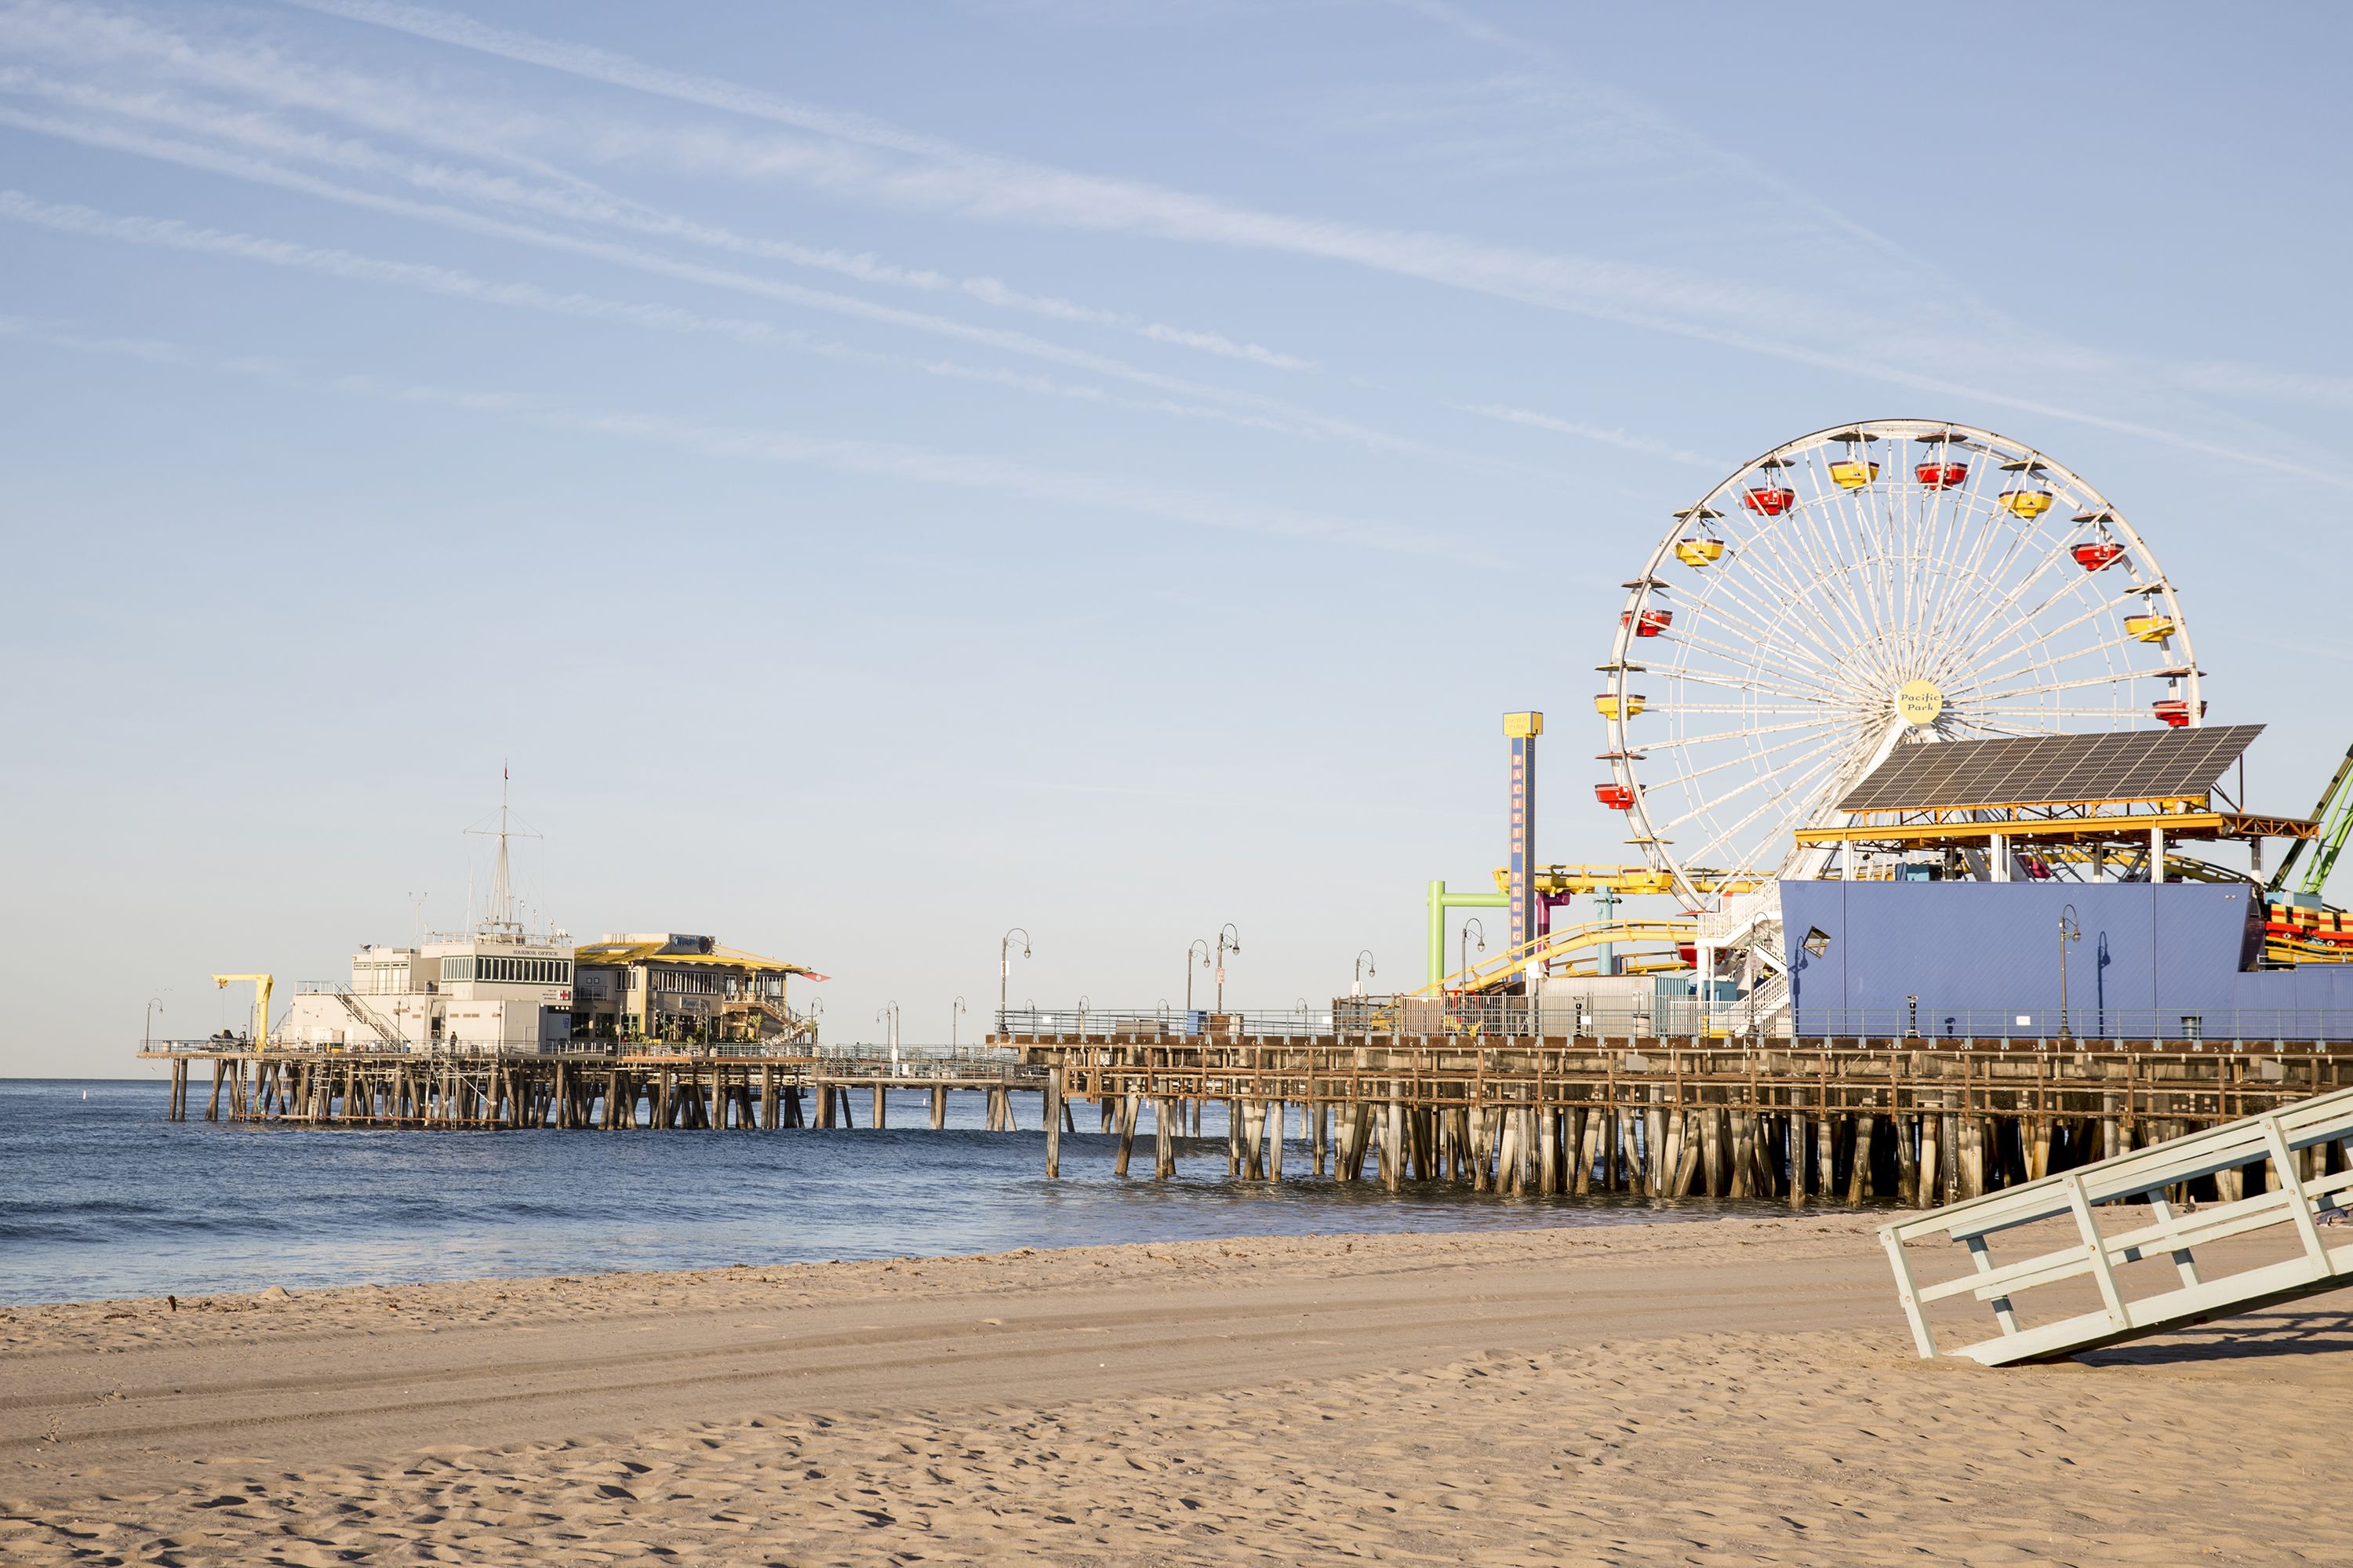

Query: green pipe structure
left=1426, top=879, right=1510, bottom=990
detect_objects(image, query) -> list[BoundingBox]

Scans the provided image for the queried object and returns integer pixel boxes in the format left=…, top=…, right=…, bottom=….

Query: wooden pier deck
left=141, top=1023, right=2353, bottom=1214
left=139, top=1045, right=1049, bottom=1133
left=1002, top=1021, right=2353, bottom=1206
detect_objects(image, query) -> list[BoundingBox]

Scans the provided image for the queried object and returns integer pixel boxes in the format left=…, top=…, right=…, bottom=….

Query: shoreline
left=5, top=1214, right=2351, bottom=1564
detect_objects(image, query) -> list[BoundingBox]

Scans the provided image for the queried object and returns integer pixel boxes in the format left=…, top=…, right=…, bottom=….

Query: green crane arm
left=2302, top=773, right=2353, bottom=901
left=2271, top=741, right=2353, bottom=900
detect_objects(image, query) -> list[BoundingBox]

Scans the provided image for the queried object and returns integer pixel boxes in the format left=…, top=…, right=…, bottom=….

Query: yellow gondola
left=2125, top=613, right=2177, bottom=645
left=1827, top=459, right=1879, bottom=489
left=1674, top=537, right=1726, bottom=567
left=2000, top=489, right=2056, bottom=518
left=1595, top=692, right=1647, bottom=719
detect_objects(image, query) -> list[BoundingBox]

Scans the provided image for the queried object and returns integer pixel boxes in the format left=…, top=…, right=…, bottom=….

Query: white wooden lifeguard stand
left=1882, top=1083, right=2353, bottom=1365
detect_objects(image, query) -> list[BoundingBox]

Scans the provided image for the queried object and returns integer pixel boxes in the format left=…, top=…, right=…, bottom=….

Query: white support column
left=2151, top=824, right=2167, bottom=883
left=1990, top=832, right=2011, bottom=882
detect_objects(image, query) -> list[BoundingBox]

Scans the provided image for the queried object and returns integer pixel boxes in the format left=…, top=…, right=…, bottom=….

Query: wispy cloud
left=0, top=312, right=1480, bottom=558
left=0, top=188, right=1349, bottom=441
left=0, top=5, right=1317, bottom=374
left=282, top=0, right=1838, bottom=332
left=1452, top=403, right=1728, bottom=471
left=0, top=187, right=795, bottom=344
left=285, top=0, right=2351, bottom=475
left=0, top=103, right=1558, bottom=478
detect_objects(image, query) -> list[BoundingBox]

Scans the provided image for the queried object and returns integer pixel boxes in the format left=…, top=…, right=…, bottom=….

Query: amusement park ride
left=1421, top=420, right=2353, bottom=1018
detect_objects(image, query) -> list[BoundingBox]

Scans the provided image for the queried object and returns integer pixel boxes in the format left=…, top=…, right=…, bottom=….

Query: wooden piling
left=1044, top=1068, right=1064, bottom=1179
left=1115, top=1093, right=1138, bottom=1177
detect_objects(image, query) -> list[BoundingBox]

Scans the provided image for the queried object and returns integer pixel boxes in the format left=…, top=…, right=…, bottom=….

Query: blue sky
left=3, top=0, right=2348, bottom=1072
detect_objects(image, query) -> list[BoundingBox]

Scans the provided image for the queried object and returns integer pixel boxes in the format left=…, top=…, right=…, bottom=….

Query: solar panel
left=1838, top=725, right=2263, bottom=812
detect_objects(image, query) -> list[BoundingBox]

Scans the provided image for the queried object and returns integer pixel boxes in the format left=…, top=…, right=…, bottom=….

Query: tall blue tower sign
left=1504, top=711, right=1543, bottom=954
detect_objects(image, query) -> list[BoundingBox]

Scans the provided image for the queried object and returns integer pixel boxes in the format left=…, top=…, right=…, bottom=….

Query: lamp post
left=144, top=996, right=164, bottom=1051
left=1214, top=923, right=1240, bottom=1013
left=1186, top=939, right=1210, bottom=1013
left=1458, top=918, right=1485, bottom=1031
left=2058, top=904, right=2082, bottom=1039
left=999, top=928, right=1031, bottom=1035
left=1353, top=950, right=1377, bottom=998
left=951, top=995, right=967, bottom=1051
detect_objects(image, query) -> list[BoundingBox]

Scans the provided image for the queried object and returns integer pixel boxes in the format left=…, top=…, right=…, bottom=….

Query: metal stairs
left=332, top=990, right=406, bottom=1048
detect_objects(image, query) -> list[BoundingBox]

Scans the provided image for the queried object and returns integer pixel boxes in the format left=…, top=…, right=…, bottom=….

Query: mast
left=464, top=763, right=533, bottom=942
left=489, top=763, right=515, bottom=935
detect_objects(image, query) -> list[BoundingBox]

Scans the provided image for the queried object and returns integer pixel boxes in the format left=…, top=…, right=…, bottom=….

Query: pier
left=142, top=1044, right=1048, bottom=1133
left=999, top=1004, right=2353, bottom=1204
left=144, top=1006, right=2353, bottom=1212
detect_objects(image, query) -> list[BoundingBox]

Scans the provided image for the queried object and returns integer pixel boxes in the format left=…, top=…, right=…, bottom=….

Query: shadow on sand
left=2076, top=1306, right=2353, bottom=1366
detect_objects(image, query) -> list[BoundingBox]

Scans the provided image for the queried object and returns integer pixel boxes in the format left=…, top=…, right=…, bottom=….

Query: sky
left=2, top=0, right=2349, bottom=1075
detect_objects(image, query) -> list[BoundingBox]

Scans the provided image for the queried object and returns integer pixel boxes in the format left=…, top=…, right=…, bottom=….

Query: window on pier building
left=439, top=955, right=573, bottom=985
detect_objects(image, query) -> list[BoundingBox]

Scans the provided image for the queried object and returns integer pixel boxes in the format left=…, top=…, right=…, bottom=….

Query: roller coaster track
left=1417, top=918, right=1697, bottom=996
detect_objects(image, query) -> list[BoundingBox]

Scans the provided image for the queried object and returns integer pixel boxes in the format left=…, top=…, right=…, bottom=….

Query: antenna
left=492, top=762, right=514, bottom=933
left=462, top=763, right=541, bottom=943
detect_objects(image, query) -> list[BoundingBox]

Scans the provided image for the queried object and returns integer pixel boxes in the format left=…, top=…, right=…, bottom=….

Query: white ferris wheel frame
left=1602, top=418, right=2200, bottom=910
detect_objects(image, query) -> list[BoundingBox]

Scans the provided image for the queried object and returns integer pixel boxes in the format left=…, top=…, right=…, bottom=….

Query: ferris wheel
left=1599, top=420, right=2201, bottom=908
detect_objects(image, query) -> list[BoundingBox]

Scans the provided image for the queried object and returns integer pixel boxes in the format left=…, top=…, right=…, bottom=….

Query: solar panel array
left=1838, top=725, right=2264, bottom=812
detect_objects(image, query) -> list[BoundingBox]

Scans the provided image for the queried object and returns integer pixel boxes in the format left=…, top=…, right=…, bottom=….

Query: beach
left=4, top=1213, right=2348, bottom=1565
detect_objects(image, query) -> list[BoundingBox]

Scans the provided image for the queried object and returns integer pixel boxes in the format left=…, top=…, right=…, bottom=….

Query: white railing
left=1882, top=1082, right=2353, bottom=1365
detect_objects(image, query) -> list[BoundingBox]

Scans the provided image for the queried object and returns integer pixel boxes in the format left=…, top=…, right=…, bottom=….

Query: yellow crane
left=212, top=973, right=275, bottom=1048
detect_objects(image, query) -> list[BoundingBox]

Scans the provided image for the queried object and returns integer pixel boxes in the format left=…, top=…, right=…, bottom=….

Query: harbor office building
left=277, top=932, right=818, bottom=1052
left=278, top=930, right=577, bottom=1052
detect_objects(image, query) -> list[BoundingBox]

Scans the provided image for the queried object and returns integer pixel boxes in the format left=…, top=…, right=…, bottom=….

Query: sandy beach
left=4, top=1213, right=2349, bottom=1565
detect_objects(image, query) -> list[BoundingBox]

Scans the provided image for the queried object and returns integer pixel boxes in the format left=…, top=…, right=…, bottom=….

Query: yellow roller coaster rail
left=1487, top=864, right=1770, bottom=899
left=1418, top=918, right=1698, bottom=997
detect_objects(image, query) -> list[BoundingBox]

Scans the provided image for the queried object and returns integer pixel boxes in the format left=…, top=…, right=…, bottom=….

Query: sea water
left=1, top=1077, right=1779, bottom=1304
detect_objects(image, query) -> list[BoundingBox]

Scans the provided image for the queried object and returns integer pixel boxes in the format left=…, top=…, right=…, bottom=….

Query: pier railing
left=998, top=998, right=2353, bottom=1044
left=143, top=1037, right=1014, bottom=1064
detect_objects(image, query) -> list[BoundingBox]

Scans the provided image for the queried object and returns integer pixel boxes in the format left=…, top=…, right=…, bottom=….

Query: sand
left=3, top=1213, right=2349, bottom=1565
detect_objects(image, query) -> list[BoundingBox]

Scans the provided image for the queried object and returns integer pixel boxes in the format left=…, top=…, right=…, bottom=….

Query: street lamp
left=144, top=995, right=164, bottom=1050
left=951, top=995, right=967, bottom=1051
left=1214, top=923, right=1240, bottom=1013
left=1353, top=950, right=1377, bottom=998
left=999, top=927, right=1031, bottom=1034
left=1187, top=939, right=1211, bottom=1013
left=1449, top=908, right=1487, bottom=1031
left=2058, top=904, right=2082, bottom=1039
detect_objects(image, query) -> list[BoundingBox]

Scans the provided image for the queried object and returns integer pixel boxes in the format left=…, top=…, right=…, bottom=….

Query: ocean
left=2, top=1077, right=1795, bottom=1305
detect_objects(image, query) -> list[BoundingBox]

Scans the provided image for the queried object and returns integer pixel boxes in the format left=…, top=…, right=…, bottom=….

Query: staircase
left=332, top=990, right=406, bottom=1048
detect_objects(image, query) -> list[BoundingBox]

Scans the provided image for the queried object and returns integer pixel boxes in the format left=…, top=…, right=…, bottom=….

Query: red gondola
left=2152, top=697, right=2205, bottom=727
left=1595, top=783, right=1635, bottom=809
left=1619, top=607, right=1673, bottom=636
left=1676, top=943, right=1699, bottom=965
left=2071, top=540, right=2126, bottom=572
left=1915, top=460, right=1967, bottom=489
left=1743, top=486, right=1798, bottom=515
left=2021, top=856, right=2054, bottom=881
